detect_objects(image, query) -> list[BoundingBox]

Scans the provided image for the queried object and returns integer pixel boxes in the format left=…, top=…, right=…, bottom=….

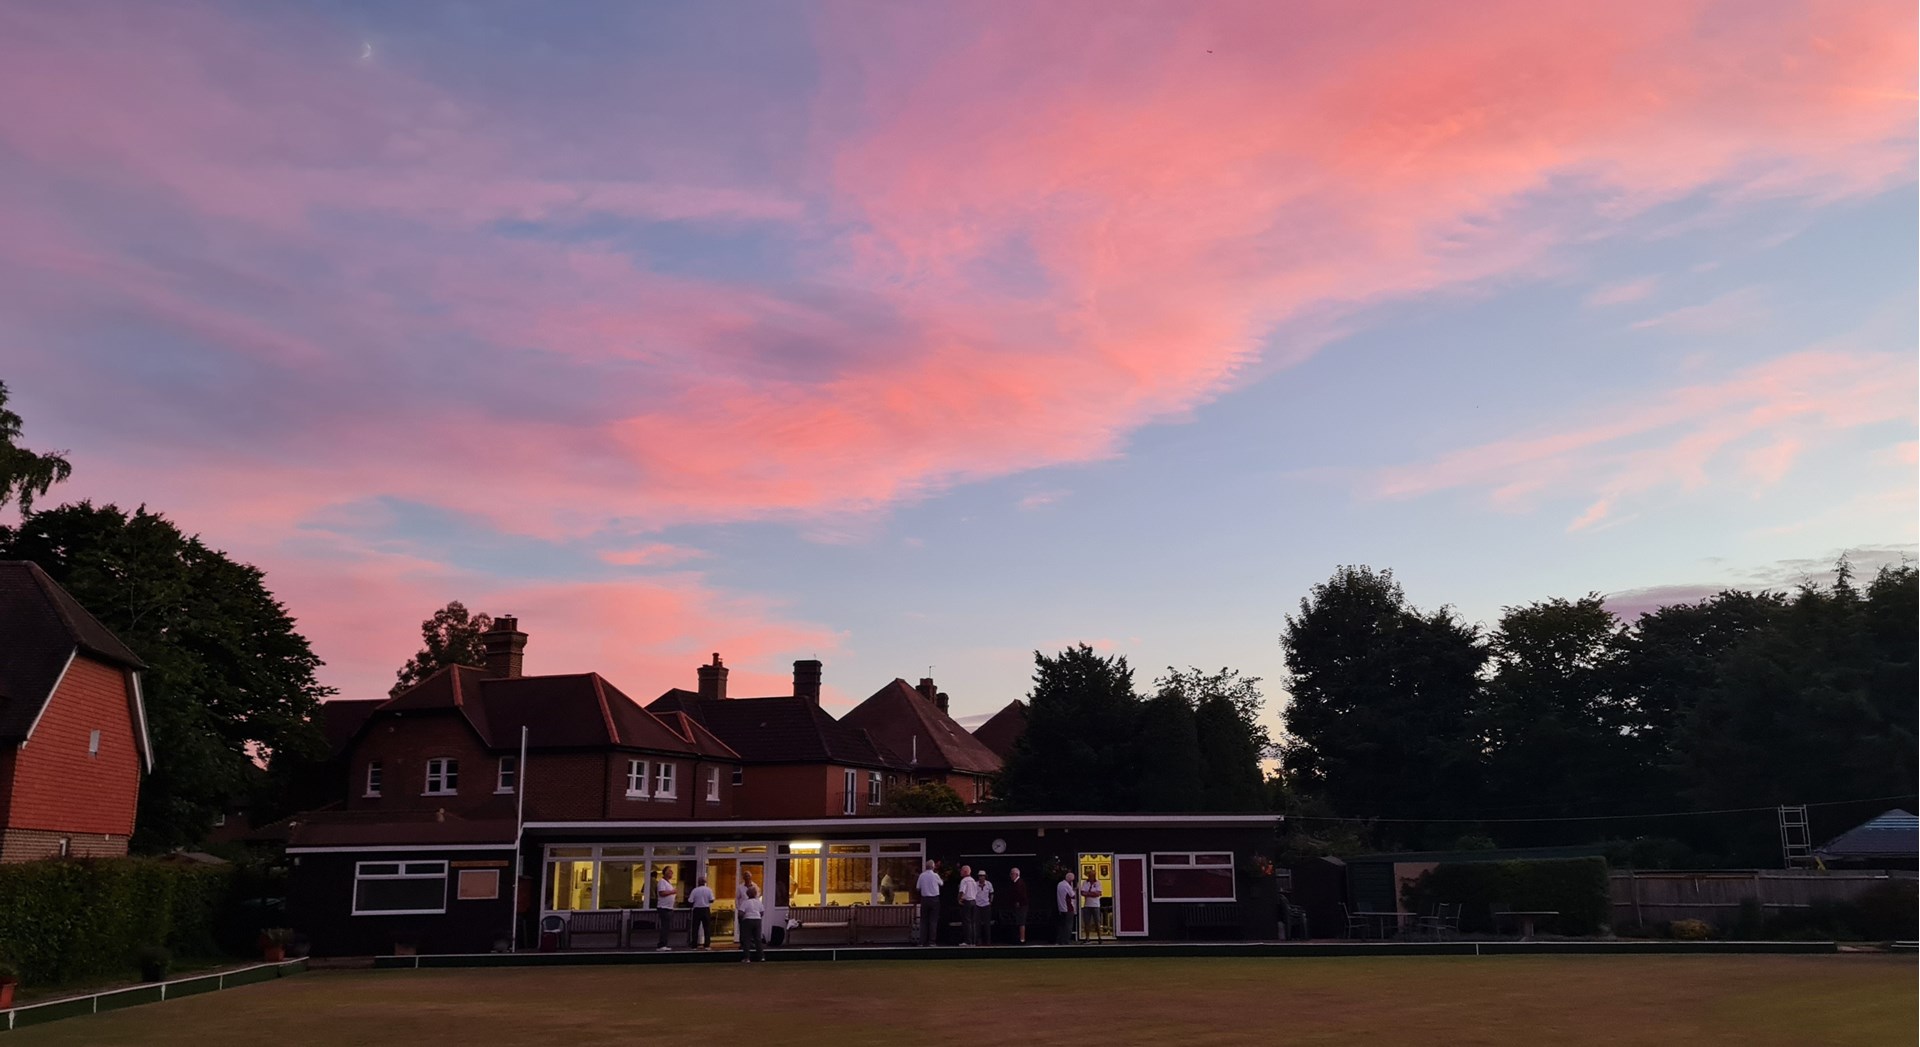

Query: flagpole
left=509, top=724, right=528, bottom=952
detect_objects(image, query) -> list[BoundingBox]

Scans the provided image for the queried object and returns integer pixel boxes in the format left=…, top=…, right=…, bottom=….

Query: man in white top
left=687, top=876, right=716, bottom=950
left=1079, top=871, right=1104, bottom=942
left=972, top=870, right=995, bottom=946
left=738, top=884, right=766, bottom=963
left=1055, top=872, right=1077, bottom=944
left=653, top=869, right=678, bottom=950
left=915, top=860, right=943, bottom=946
left=956, top=864, right=979, bottom=944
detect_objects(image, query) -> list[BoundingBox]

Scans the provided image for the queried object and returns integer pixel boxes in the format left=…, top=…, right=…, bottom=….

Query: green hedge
left=1402, top=857, right=1611, bottom=935
left=0, top=858, right=237, bottom=988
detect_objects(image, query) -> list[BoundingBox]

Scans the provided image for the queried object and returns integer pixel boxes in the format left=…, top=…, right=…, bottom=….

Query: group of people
left=649, top=869, right=767, bottom=962
left=913, top=860, right=1103, bottom=946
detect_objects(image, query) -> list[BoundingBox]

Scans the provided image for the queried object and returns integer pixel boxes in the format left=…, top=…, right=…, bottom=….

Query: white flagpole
left=509, top=724, right=528, bottom=952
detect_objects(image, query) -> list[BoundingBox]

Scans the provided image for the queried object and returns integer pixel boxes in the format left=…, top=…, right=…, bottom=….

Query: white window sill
left=422, top=791, right=458, bottom=797
left=363, top=793, right=382, bottom=799
left=494, top=788, right=515, bottom=795
left=656, top=794, right=677, bottom=801
left=625, top=790, right=649, bottom=799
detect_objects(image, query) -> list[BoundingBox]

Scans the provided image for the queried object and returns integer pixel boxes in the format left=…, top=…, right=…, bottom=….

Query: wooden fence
left=1611, top=870, right=1915, bottom=928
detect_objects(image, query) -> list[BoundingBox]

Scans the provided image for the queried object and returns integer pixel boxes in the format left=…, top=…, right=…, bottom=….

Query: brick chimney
left=793, top=659, right=823, bottom=705
left=936, top=691, right=951, bottom=715
left=916, top=678, right=950, bottom=715
left=697, top=653, right=728, bottom=701
left=481, top=616, right=527, bottom=678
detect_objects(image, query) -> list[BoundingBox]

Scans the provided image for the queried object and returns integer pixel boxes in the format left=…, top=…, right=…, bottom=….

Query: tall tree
left=391, top=601, right=494, bottom=697
left=1133, top=691, right=1203, bottom=811
left=1156, top=667, right=1268, bottom=811
left=0, top=502, right=333, bottom=849
left=0, top=380, right=72, bottom=515
left=1280, top=566, right=1485, bottom=825
left=998, top=645, right=1142, bottom=811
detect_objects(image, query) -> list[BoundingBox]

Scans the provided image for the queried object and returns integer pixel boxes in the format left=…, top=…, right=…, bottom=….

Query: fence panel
left=1611, top=870, right=1915, bottom=928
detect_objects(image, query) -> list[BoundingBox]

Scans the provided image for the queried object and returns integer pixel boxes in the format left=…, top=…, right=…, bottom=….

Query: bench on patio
left=852, top=904, right=919, bottom=944
left=1180, top=904, right=1246, bottom=941
left=785, top=905, right=856, bottom=946
left=566, top=911, right=625, bottom=949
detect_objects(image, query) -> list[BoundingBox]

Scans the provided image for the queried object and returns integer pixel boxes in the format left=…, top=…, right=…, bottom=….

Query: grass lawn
left=7, top=955, right=1912, bottom=1046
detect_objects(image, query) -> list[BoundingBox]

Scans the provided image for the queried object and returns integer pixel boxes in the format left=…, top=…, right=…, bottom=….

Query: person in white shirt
left=915, top=860, right=944, bottom=946
left=956, top=864, right=979, bottom=945
left=687, top=876, right=716, bottom=950
left=1079, top=870, right=1104, bottom=942
left=653, top=870, right=677, bottom=951
left=738, top=884, right=766, bottom=963
left=1055, top=872, right=1077, bottom=944
left=972, top=870, right=995, bottom=945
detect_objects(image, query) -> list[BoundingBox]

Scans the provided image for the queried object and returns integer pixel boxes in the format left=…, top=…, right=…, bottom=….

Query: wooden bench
left=565, top=911, right=625, bottom=949
left=785, top=905, right=856, bottom=946
left=852, top=904, right=919, bottom=944
left=1180, top=904, right=1246, bottom=941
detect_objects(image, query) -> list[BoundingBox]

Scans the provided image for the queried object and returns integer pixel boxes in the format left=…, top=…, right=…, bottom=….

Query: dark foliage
left=1401, top=857, right=1611, bottom=935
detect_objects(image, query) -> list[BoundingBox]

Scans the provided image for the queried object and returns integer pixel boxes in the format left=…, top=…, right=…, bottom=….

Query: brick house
left=0, top=561, right=152, bottom=861
left=332, top=618, right=742, bottom=825
left=841, top=678, right=1003, bottom=805
left=648, top=655, right=906, bottom=818
left=971, top=699, right=1028, bottom=761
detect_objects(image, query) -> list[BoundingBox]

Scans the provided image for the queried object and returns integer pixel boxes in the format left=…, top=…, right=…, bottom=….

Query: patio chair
left=1283, top=900, right=1311, bottom=941
left=1414, top=903, right=1443, bottom=938
left=1340, top=902, right=1368, bottom=940
left=1440, top=902, right=1463, bottom=939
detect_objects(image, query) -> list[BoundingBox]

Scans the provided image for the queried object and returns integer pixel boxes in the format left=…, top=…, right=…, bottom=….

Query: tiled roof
left=0, top=561, right=145, bottom=742
left=971, top=700, right=1029, bottom=760
left=371, top=666, right=736, bottom=760
left=318, top=699, right=386, bottom=757
left=649, top=689, right=901, bottom=769
left=1816, top=809, right=1919, bottom=860
left=285, top=809, right=517, bottom=849
left=841, top=679, right=1003, bottom=776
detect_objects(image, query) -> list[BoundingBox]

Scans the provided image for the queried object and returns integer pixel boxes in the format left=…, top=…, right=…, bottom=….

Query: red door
left=1115, top=854, right=1148, bottom=936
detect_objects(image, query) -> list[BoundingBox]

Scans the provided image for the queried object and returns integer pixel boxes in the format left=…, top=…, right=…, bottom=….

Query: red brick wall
left=0, top=656, right=141, bottom=840
left=0, top=827, right=128, bottom=862
left=347, top=711, right=505, bottom=817
left=731, top=763, right=888, bottom=819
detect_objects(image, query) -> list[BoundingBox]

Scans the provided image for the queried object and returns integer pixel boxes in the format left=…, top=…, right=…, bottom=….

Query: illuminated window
left=1150, top=852, right=1236, bottom=902
left=626, top=759, right=649, bottom=797
left=425, top=758, right=458, bottom=795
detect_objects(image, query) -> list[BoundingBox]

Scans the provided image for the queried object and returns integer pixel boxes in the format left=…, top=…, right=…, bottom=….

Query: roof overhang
left=523, top=813, right=1282, bottom=834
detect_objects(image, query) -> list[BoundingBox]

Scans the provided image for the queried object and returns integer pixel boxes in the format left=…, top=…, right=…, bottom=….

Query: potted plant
left=136, top=946, right=171, bottom=983
left=259, top=928, right=293, bottom=963
left=0, top=960, right=18, bottom=1010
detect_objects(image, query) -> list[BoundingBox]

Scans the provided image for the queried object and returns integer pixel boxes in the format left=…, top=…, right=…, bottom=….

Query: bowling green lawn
left=6, top=954, right=1912, bottom=1046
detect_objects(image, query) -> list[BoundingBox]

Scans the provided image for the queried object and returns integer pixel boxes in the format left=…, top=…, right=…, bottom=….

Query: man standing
left=1008, top=867, right=1030, bottom=944
left=956, top=864, right=979, bottom=944
left=739, top=884, right=766, bottom=963
left=1055, top=871, right=1077, bottom=944
left=688, top=876, right=715, bottom=950
left=1079, top=870, right=1104, bottom=943
left=654, top=868, right=678, bottom=951
left=915, top=860, right=943, bottom=946
left=973, top=869, right=995, bottom=945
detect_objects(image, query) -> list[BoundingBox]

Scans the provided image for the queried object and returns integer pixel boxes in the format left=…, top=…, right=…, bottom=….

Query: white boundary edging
left=3, top=958, right=307, bottom=1031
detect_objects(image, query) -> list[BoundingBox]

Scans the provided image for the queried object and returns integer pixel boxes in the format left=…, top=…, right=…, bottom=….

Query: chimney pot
left=697, top=653, right=729, bottom=701
left=481, top=616, right=528, bottom=678
left=916, top=677, right=937, bottom=702
left=793, top=659, right=823, bottom=705
left=936, top=691, right=950, bottom=715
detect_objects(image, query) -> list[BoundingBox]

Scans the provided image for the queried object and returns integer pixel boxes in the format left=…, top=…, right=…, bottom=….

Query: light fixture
left=790, top=841, right=822, bottom=853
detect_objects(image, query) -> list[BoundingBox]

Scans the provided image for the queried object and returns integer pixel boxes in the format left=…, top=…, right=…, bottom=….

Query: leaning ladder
left=1777, top=805, right=1814, bottom=868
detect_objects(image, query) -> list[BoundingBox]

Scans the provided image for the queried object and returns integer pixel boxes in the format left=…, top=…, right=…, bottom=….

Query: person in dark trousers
left=739, top=884, right=766, bottom=963
left=1055, top=871, right=1077, bottom=944
left=1008, top=867, right=1030, bottom=944
left=915, top=860, right=943, bottom=946
left=688, top=876, right=715, bottom=949
left=653, top=868, right=677, bottom=950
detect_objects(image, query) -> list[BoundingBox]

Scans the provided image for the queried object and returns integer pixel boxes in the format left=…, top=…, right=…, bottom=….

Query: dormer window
left=425, top=758, right=459, bottom=796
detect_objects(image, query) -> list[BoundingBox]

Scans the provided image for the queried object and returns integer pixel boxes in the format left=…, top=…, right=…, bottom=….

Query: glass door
left=706, top=856, right=739, bottom=942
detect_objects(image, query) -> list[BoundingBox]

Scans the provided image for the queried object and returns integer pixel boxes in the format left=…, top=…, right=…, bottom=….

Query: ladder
left=1777, top=805, right=1814, bottom=868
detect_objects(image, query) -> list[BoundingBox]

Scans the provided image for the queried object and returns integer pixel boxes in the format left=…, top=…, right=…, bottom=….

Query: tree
left=998, top=645, right=1142, bottom=811
left=0, top=502, right=333, bottom=849
left=0, top=380, right=72, bottom=515
left=1133, top=691, right=1203, bottom=811
left=1279, top=566, right=1485, bottom=828
left=391, top=601, right=494, bottom=697
left=878, top=782, right=968, bottom=816
left=1156, top=667, right=1268, bottom=811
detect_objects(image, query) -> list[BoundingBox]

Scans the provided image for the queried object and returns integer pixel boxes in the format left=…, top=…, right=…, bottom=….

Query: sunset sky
left=2, top=0, right=1913, bottom=732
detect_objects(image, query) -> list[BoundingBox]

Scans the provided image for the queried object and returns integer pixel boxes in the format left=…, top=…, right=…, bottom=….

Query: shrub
left=136, top=946, right=171, bottom=982
left=1402, top=857, right=1610, bottom=935
left=0, top=858, right=238, bottom=988
left=1849, top=880, right=1918, bottom=941
left=0, top=960, right=18, bottom=985
left=1670, top=919, right=1712, bottom=940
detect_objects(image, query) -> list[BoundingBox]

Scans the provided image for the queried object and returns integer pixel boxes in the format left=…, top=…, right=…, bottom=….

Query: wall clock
left=991, top=838, right=1007, bottom=854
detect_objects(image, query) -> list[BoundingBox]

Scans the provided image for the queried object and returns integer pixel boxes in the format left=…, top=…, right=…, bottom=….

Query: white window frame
left=654, top=761, right=677, bottom=799
left=843, top=769, right=857, bottom=815
left=88, top=729, right=102, bottom=757
left=1148, top=851, right=1237, bottom=903
left=867, top=771, right=882, bottom=806
left=731, top=766, right=744, bottom=787
left=424, top=757, right=458, bottom=796
left=365, top=761, right=383, bottom=798
left=705, top=766, right=721, bottom=803
left=496, top=755, right=517, bottom=794
left=626, top=759, right=650, bottom=798
left=352, top=860, right=449, bottom=916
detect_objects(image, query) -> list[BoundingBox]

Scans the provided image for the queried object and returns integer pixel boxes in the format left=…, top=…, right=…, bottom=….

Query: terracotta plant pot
left=262, top=945, right=286, bottom=963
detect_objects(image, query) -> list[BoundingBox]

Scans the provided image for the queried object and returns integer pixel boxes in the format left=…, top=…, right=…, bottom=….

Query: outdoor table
left=1353, top=911, right=1408, bottom=938
left=1494, top=910, right=1559, bottom=939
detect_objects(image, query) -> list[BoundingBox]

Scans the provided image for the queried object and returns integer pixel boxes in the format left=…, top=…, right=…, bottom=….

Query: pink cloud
left=599, top=544, right=709, bottom=568
left=1585, top=276, right=1660, bottom=307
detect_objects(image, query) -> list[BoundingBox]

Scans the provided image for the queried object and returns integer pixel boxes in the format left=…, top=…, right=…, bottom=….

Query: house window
left=213, top=813, right=227, bottom=828
left=353, top=860, right=448, bottom=915
left=1150, top=852, right=1236, bottom=903
left=496, top=756, right=517, bottom=794
left=705, top=766, right=721, bottom=803
left=365, top=761, right=383, bottom=798
left=731, top=766, right=743, bottom=787
left=979, top=777, right=991, bottom=801
left=88, top=729, right=101, bottom=757
left=843, top=769, right=857, bottom=815
left=867, top=771, right=882, bottom=806
left=457, top=868, right=501, bottom=901
left=626, top=759, right=650, bottom=797
left=654, top=762, right=677, bottom=799
left=425, top=758, right=459, bottom=795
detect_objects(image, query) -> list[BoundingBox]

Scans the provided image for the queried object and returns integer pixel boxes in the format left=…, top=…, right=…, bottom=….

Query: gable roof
left=971, top=699, right=1029, bottom=760
left=649, top=688, right=901, bottom=769
left=841, top=679, right=1003, bottom=776
left=371, top=666, right=736, bottom=760
left=318, top=699, right=386, bottom=757
left=0, top=561, right=151, bottom=766
left=1816, top=809, right=1919, bottom=860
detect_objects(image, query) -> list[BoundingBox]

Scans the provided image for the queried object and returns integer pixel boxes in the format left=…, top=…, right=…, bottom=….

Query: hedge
left=0, top=858, right=240, bottom=988
left=1401, top=857, right=1611, bottom=935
